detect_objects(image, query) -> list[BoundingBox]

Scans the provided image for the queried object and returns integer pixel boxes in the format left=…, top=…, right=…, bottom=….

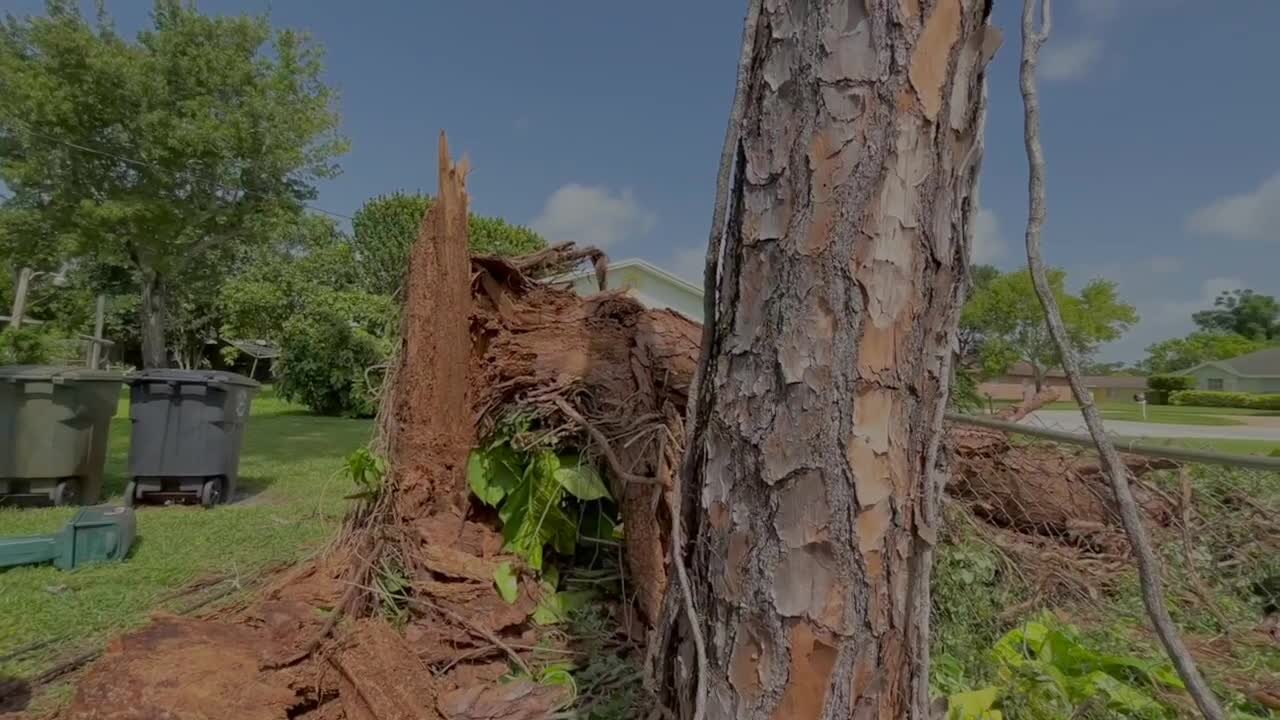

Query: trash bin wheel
left=200, top=478, right=223, bottom=508
left=53, top=480, right=79, bottom=507
left=123, top=480, right=138, bottom=507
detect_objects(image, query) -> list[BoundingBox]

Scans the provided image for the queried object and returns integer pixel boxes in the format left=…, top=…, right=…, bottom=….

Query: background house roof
left=554, top=257, right=703, bottom=297
left=1191, top=346, right=1280, bottom=377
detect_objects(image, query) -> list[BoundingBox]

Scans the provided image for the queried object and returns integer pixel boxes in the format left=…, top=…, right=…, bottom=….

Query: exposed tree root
left=46, top=139, right=1187, bottom=720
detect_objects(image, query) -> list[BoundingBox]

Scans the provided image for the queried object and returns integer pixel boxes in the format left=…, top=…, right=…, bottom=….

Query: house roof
left=1003, top=362, right=1066, bottom=378
left=1082, top=374, right=1147, bottom=389
left=552, top=257, right=704, bottom=298
left=1182, top=346, right=1280, bottom=378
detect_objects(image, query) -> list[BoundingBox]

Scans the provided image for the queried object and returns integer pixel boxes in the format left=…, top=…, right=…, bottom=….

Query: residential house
left=554, top=258, right=704, bottom=323
left=1179, top=346, right=1280, bottom=394
left=978, top=362, right=1147, bottom=403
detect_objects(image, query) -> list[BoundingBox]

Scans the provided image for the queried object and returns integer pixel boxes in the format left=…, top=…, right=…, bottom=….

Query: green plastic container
left=0, top=365, right=124, bottom=506
left=0, top=505, right=136, bottom=570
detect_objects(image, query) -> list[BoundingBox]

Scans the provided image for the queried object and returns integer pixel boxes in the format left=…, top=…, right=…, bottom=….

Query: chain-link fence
left=934, top=412, right=1280, bottom=718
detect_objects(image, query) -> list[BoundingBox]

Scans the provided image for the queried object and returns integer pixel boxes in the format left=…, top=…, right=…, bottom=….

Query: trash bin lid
left=0, top=365, right=124, bottom=383
left=126, top=368, right=260, bottom=389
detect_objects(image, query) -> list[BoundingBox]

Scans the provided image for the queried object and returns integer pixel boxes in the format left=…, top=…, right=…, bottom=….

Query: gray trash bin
left=0, top=366, right=123, bottom=506
left=125, top=369, right=259, bottom=507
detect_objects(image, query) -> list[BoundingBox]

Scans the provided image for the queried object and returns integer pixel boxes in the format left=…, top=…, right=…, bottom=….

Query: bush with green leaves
left=1144, top=374, right=1194, bottom=405
left=468, top=439, right=612, bottom=574
left=945, top=614, right=1184, bottom=720
left=0, top=326, right=55, bottom=364
left=950, top=369, right=985, bottom=412
left=351, top=192, right=547, bottom=296
left=274, top=290, right=394, bottom=417
left=1169, top=390, right=1280, bottom=410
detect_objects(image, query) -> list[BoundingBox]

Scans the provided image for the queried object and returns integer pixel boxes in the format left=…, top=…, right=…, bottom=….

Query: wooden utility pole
left=9, top=267, right=34, bottom=330
left=88, top=295, right=107, bottom=368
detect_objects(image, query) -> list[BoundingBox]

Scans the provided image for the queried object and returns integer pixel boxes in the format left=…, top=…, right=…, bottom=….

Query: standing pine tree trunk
left=656, top=1, right=998, bottom=718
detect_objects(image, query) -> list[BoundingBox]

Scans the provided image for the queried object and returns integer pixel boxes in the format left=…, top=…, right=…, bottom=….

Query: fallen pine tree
left=53, top=137, right=1182, bottom=720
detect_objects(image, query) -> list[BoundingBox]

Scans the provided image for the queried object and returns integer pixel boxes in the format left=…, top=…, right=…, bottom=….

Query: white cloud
left=972, top=207, right=1007, bottom=264
left=1040, top=36, right=1103, bottom=81
left=1153, top=276, right=1245, bottom=325
left=1186, top=172, right=1280, bottom=242
left=530, top=184, right=655, bottom=249
left=669, top=246, right=706, bottom=285
left=1145, top=255, right=1182, bottom=274
left=1098, top=276, right=1246, bottom=362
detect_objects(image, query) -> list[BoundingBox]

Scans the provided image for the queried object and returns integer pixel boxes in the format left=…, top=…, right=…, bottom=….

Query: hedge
left=1169, top=390, right=1280, bottom=410
left=1145, top=374, right=1194, bottom=405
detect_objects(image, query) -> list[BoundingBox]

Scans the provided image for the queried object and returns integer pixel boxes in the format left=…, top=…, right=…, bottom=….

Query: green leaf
left=1083, top=671, right=1163, bottom=716
left=532, top=590, right=595, bottom=626
left=500, top=450, right=577, bottom=567
left=538, top=663, right=578, bottom=700
left=467, top=451, right=500, bottom=506
left=468, top=446, right=523, bottom=507
left=947, top=687, right=1002, bottom=720
left=553, top=455, right=610, bottom=501
left=493, top=562, right=518, bottom=604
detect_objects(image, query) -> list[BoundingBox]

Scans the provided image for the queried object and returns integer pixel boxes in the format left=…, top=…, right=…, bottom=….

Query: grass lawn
left=0, top=389, right=371, bottom=693
left=989, top=400, right=1280, bottom=427
left=1122, top=436, right=1280, bottom=456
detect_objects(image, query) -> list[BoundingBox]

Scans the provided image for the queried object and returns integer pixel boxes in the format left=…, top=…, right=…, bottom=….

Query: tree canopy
left=1191, top=289, right=1279, bottom=341
left=351, top=192, right=546, bottom=296
left=0, top=0, right=347, bottom=366
left=1141, top=331, right=1270, bottom=374
left=961, top=268, right=1138, bottom=388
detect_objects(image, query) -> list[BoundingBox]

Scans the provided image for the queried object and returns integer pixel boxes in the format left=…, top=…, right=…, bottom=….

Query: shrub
left=1146, top=374, right=1194, bottom=405
left=949, top=369, right=984, bottom=413
left=1170, top=390, right=1280, bottom=410
left=1269, top=447, right=1280, bottom=458
left=275, top=291, right=395, bottom=417
left=0, top=326, right=55, bottom=364
left=1251, top=394, right=1280, bottom=411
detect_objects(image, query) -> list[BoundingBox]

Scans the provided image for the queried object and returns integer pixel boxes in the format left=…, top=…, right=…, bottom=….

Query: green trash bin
left=0, top=366, right=123, bottom=506
left=125, top=369, right=259, bottom=507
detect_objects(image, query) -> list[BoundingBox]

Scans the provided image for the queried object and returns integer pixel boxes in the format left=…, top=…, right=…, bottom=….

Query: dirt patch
left=64, top=616, right=314, bottom=720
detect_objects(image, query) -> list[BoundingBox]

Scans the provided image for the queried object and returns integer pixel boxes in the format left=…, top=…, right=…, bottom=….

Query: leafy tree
left=957, top=263, right=1001, bottom=363
left=219, top=215, right=358, bottom=345
left=963, top=269, right=1138, bottom=390
left=351, top=192, right=546, bottom=296
left=1080, top=360, right=1142, bottom=376
left=0, top=0, right=346, bottom=367
left=274, top=290, right=394, bottom=417
left=1142, top=330, right=1271, bottom=374
left=1191, top=289, right=1279, bottom=340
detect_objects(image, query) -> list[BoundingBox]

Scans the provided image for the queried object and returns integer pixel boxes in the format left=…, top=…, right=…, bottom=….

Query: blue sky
left=7, top=0, right=1279, bottom=362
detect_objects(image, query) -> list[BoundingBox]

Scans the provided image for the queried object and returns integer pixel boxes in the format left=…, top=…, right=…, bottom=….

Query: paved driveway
left=1023, top=410, right=1280, bottom=442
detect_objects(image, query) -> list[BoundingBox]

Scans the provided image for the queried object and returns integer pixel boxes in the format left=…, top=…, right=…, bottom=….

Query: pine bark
left=657, top=1, right=997, bottom=718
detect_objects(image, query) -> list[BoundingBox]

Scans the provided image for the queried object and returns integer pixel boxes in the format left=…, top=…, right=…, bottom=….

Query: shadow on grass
left=0, top=674, right=31, bottom=713
left=231, top=474, right=275, bottom=503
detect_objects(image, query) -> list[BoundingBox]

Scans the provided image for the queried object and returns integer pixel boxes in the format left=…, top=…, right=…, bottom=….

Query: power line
left=0, top=114, right=354, bottom=221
